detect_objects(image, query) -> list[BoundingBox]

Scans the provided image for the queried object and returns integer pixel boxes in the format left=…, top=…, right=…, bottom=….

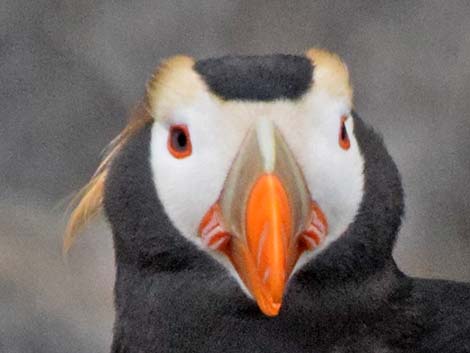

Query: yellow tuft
left=63, top=170, right=107, bottom=255
left=305, top=48, right=353, bottom=106
left=63, top=103, right=152, bottom=254
left=146, top=55, right=207, bottom=120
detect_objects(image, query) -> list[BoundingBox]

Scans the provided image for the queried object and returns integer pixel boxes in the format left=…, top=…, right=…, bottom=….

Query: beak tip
left=259, top=301, right=282, bottom=317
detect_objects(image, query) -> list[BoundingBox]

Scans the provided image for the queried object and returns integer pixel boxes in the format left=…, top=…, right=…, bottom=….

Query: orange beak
left=198, top=118, right=328, bottom=316
left=243, top=173, right=291, bottom=314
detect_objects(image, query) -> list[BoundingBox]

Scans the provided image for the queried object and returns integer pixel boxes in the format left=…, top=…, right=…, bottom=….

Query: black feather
left=194, top=54, right=313, bottom=101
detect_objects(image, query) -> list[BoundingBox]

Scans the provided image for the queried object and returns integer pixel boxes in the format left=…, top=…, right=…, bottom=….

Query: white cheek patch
left=151, top=112, right=238, bottom=245
left=275, top=93, right=365, bottom=274
left=150, top=93, right=365, bottom=289
left=149, top=98, right=255, bottom=296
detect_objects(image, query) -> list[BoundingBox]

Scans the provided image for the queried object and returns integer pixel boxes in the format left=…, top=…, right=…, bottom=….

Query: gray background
left=1, top=1, right=470, bottom=352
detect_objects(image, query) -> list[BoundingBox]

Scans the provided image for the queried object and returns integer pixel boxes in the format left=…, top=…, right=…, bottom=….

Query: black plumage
left=103, top=113, right=470, bottom=353
left=194, top=54, right=313, bottom=101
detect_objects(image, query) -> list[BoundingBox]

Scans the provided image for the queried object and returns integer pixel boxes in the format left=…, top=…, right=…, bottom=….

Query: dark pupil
left=340, top=123, right=348, bottom=141
left=173, top=129, right=187, bottom=150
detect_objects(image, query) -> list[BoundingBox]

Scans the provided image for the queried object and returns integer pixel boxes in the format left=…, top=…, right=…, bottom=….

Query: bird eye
left=168, top=124, right=192, bottom=158
left=339, top=115, right=350, bottom=150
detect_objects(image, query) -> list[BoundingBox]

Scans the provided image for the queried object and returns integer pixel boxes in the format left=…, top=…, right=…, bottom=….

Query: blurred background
left=1, top=0, right=470, bottom=352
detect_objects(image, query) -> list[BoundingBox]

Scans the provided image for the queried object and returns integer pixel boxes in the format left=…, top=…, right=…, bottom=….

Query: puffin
left=65, top=48, right=470, bottom=352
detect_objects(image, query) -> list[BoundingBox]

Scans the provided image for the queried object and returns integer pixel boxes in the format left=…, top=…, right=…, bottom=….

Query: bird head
left=65, top=49, right=388, bottom=317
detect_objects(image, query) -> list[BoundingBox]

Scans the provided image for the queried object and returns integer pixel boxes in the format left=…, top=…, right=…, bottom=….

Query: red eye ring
left=167, top=124, right=192, bottom=159
left=339, top=115, right=351, bottom=150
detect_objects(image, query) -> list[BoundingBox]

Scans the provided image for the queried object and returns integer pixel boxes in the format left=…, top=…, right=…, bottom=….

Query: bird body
left=66, top=49, right=470, bottom=352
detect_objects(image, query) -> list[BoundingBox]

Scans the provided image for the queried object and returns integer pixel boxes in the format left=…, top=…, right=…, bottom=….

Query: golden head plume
left=63, top=103, right=152, bottom=254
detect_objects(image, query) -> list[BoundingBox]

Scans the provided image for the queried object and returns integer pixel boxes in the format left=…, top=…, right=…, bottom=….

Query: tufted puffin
left=65, top=48, right=470, bottom=352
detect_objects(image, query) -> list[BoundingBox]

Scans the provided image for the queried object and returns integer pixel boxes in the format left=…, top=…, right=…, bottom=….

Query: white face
left=150, top=88, right=365, bottom=283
